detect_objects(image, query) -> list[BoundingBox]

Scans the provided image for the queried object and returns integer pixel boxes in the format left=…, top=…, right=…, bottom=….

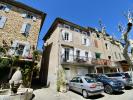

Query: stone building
left=0, top=0, right=46, bottom=57
left=40, top=18, right=125, bottom=90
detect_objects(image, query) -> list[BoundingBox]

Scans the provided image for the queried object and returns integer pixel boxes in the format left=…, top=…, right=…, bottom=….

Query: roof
left=43, top=17, right=99, bottom=41
left=0, top=0, right=46, bottom=31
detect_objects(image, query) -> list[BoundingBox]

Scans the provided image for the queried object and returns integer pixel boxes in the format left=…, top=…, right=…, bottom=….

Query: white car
left=67, top=76, right=104, bottom=98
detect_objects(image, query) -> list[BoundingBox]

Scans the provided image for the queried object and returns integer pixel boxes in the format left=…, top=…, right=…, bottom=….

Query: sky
left=17, top=0, right=133, bottom=50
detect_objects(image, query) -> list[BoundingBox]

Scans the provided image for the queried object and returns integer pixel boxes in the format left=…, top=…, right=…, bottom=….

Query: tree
left=118, top=11, right=133, bottom=73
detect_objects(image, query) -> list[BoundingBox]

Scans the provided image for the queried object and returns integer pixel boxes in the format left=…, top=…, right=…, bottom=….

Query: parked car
left=67, top=76, right=104, bottom=98
left=105, top=72, right=133, bottom=88
left=85, top=73, right=124, bottom=94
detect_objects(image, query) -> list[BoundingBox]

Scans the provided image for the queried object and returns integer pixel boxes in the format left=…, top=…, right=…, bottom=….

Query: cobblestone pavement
left=33, top=88, right=133, bottom=100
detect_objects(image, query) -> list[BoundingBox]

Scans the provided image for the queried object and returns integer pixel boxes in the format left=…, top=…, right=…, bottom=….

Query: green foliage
left=21, top=65, right=32, bottom=87
left=33, top=50, right=41, bottom=61
left=0, top=58, right=10, bottom=68
left=57, top=67, right=66, bottom=92
left=0, top=46, right=6, bottom=55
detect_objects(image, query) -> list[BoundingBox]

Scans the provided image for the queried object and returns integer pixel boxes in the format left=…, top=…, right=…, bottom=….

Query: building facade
left=41, top=18, right=125, bottom=89
left=0, top=0, right=46, bottom=58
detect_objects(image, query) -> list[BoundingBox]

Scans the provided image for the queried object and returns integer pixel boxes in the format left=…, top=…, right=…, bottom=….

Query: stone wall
left=0, top=2, right=42, bottom=49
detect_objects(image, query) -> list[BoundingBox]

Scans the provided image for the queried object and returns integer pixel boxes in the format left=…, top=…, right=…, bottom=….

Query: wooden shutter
left=62, top=30, right=65, bottom=40
left=87, top=38, right=90, bottom=46
left=4, top=6, right=10, bottom=12
left=8, top=40, right=18, bottom=55
left=82, top=36, right=85, bottom=44
left=68, top=48, right=73, bottom=62
left=21, top=13, right=27, bottom=18
left=20, top=23, right=27, bottom=33
left=33, top=16, right=37, bottom=21
left=22, top=43, right=30, bottom=57
left=0, top=16, right=7, bottom=28
left=69, top=32, right=72, bottom=42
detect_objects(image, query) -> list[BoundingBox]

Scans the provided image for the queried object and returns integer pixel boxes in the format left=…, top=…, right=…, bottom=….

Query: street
left=33, top=87, right=133, bottom=100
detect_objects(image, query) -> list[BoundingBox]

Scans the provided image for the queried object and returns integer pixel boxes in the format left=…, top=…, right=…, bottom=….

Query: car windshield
left=121, top=73, right=131, bottom=78
left=84, top=78, right=96, bottom=83
left=99, top=75, right=109, bottom=79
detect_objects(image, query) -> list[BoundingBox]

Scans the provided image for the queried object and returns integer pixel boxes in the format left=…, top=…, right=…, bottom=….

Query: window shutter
left=8, top=40, right=18, bottom=55
left=82, top=36, right=84, bottom=44
left=86, top=38, right=90, bottom=46
left=68, top=48, right=73, bottom=62
left=62, top=30, right=65, bottom=40
left=33, top=16, right=37, bottom=21
left=88, top=51, right=92, bottom=58
left=4, top=6, right=10, bottom=12
left=69, top=32, right=72, bottom=42
left=74, top=48, right=77, bottom=56
left=20, top=23, right=27, bottom=33
left=61, top=47, right=65, bottom=60
left=21, top=13, right=27, bottom=18
left=80, top=50, right=85, bottom=59
left=25, top=23, right=31, bottom=34
left=22, top=43, right=30, bottom=57
left=0, top=16, right=7, bottom=28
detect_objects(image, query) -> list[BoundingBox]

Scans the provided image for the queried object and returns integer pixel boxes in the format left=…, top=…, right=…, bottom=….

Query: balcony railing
left=61, top=54, right=119, bottom=67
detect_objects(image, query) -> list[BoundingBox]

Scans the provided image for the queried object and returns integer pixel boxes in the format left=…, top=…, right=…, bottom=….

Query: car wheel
left=82, top=90, right=88, bottom=98
left=104, top=85, right=113, bottom=94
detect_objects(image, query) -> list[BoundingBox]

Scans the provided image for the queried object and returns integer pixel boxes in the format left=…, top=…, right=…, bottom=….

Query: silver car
left=106, top=73, right=133, bottom=88
left=68, top=76, right=104, bottom=98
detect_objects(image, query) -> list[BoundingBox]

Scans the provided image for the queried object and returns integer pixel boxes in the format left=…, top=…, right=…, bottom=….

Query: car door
left=75, top=77, right=84, bottom=93
left=70, top=77, right=78, bottom=91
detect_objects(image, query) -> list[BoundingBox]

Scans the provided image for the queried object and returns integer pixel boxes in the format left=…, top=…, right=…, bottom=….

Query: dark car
left=85, top=73, right=124, bottom=94
left=105, top=72, right=133, bottom=88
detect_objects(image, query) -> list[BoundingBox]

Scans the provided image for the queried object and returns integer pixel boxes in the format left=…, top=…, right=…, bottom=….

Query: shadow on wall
left=39, top=43, right=53, bottom=87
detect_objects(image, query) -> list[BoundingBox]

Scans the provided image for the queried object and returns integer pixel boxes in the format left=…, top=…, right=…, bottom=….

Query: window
left=20, top=23, right=31, bottom=35
left=82, top=31, right=87, bottom=35
left=16, top=44, right=25, bottom=55
left=64, top=24, right=70, bottom=29
left=0, top=5, right=10, bottom=12
left=0, top=16, right=7, bottom=29
left=8, top=41, right=30, bottom=57
left=105, top=43, right=108, bottom=49
left=95, top=53, right=101, bottom=59
left=62, top=30, right=72, bottom=42
left=108, top=56, right=111, bottom=60
left=76, top=50, right=80, bottom=58
left=64, top=48, right=70, bottom=61
left=74, top=28, right=80, bottom=32
left=82, top=36, right=90, bottom=46
left=64, top=32, right=69, bottom=41
left=0, top=5, right=6, bottom=10
left=26, top=14, right=33, bottom=19
left=84, top=38, right=87, bottom=45
left=96, top=33, right=100, bottom=38
left=85, top=52, right=88, bottom=59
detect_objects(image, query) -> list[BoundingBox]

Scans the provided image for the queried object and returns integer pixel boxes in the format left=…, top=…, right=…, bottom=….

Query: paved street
left=33, top=87, right=133, bottom=100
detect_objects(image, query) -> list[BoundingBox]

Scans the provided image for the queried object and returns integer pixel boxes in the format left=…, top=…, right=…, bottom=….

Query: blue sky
left=17, top=0, right=133, bottom=50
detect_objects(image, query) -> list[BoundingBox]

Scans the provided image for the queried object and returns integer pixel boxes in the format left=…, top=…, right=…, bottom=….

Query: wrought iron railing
left=61, top=54, right=119, bottom=67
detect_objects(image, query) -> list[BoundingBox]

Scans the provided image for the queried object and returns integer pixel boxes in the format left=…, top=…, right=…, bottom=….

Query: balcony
left=61, top=54, right=119, bottom=67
